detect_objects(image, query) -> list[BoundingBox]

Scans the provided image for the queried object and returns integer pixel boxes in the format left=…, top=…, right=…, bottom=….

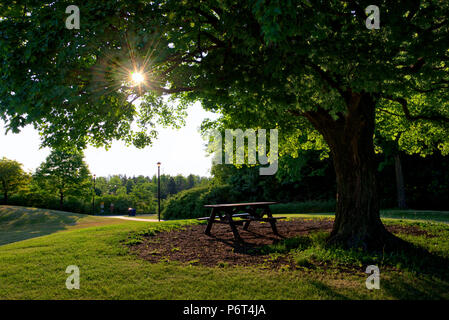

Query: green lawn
left=0, top=206, right=122, bottom=246
left=274, top=209, right=449, bottom=224
left=0, top=206, right=448, bottom=299
left=380, top=210, right=449, bottom=223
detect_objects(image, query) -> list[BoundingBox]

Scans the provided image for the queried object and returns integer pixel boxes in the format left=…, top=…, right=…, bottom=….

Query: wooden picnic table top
left=204, top=201, right=277, bottom=208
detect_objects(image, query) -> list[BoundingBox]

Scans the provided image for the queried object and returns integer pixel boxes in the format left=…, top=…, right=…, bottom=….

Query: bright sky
left=0, top=102, right=219, bottom=177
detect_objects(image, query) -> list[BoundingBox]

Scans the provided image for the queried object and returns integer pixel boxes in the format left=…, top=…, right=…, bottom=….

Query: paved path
left=102, top=215, right=164, bottom=222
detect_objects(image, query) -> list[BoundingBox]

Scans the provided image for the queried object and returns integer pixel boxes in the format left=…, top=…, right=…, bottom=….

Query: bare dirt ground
left=130, top=218, right=432, bottom=269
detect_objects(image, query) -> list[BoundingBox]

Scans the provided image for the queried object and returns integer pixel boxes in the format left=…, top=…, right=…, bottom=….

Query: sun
left=130, top=71, right=145, bottom=86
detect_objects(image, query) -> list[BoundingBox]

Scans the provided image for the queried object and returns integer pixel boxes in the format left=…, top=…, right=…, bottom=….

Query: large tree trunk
left=394, top=153, right=407, bottom=209
left=306, top=92, right=397, bottom=250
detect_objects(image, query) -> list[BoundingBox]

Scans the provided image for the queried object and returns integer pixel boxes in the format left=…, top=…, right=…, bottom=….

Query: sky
left=0, top=102, right=219, bottom=177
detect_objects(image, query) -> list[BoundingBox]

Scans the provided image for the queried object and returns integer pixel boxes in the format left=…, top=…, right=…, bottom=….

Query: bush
left=7, top=192, right=90, bottom=213
left=94, top=194, right=134, bottom=215
left=162, top=188, right=337, bottom=220
left=62, top=196, right=90, bottom=214
left=4, top=191, right=156, bottom=216
left=161, top=185, right=243, bottom=220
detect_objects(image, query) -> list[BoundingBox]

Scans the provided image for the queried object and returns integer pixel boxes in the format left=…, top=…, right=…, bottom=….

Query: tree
left=167, top=177, right=177, bottom=195
left=174, top=175, right=186, bottom=192
left=0, top=157, right=29, bottom=204
left=125, top=178, right=135, bottom=194
left=377, top=133, right=407, bottom=209
left=130, top=182, right=156, bottom=213
left=34, top=149, right=91, bottom=209
left=108, top=176, right=123, bottom=195
left=186, top=174, right=195, bottom=190
left=2, top=1, right=449, bottom=249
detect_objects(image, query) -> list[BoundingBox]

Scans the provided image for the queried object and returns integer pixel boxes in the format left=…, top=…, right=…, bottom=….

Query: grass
left=0, top=206, right=448, bottom=299
left=121, top=214, right=158, bottom=220
left=0, top=205, right=122, bottom=246
left=270, top=200, right=449, bottom=224
left=273, top=209, right=449, bottom=224
left=380, top=210, right=449, bottom=223
left=260, top=221, right=449, bottom=273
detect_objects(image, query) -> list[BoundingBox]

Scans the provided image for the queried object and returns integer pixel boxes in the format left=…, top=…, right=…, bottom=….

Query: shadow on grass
left=0, top=206, right=82, bottom=245
left=382, top=276, right=449, bottom=300
left=308, top=280, right=351, bottom=300
left=213, top=225, right=449, bottom=279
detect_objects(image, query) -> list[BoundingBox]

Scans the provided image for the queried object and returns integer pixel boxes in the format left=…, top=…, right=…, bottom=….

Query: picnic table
left=198, top=202, right=285, bottom=241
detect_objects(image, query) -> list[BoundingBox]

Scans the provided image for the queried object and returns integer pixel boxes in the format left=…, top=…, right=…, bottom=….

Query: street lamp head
left=157, top=162, right=161, bottom=167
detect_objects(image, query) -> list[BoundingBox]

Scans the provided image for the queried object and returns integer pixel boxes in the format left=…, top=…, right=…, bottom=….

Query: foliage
left=211, top=149, right=336, bottom=203
left=1, top=153, right=211, bottom=215
left=162, top=185, right=244, bottom=220
left=1, top=2, right=447, bottom=152
left=34, top=149, right=91, bottom=207
left=270, top=201, right=336, bottom=214
left=0, top=1, right=189, bottom=149
left=0, top=157, right=29, bottom=204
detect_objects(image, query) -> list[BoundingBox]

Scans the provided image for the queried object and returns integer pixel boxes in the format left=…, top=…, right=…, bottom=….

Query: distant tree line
left=0, top=150, right=210, bottom=214
left=162, top=147, right=449, bottom=220
left=2, top=146, right=448, bottom=217
left=208, top=148, right=449, bottom=211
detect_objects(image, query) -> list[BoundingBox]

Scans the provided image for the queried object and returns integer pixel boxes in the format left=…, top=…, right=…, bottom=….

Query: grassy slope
left=0, top=206, right=122, bottom=246
left=0, top=208, right=448, bottom=299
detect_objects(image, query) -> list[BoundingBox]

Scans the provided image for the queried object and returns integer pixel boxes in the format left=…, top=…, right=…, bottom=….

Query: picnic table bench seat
left=197, top=212, right=251, bottom=220
left=197, top=214, right=287, bottom=222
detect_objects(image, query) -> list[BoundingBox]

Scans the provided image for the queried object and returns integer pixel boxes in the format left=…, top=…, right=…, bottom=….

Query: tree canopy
left=0, top=157, right=29, bottom=204
left=34, top=149, right=91, bottom=207
left=1, top=1, right=448, bottom=153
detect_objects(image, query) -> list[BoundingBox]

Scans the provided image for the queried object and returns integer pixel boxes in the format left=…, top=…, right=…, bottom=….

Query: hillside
left=0, top=206, right=122, bottom=246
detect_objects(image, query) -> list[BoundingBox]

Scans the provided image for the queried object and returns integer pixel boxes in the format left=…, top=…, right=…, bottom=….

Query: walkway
left=102, top=215, right=163, bottom=222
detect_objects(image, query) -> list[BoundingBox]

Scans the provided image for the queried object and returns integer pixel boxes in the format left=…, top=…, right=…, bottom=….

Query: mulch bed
left=129, top=218, right=432, bottom=269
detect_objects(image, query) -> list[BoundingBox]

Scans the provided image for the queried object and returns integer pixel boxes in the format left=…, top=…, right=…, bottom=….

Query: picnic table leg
left=264, top=206, right=279, bottom=235
left=225, top=210, right=243, bottom=242
left=218, top=210, right=225, bottom=221
left=205, top=208, right=216, bottom=235
left=242, top=207, right=255, bottom=231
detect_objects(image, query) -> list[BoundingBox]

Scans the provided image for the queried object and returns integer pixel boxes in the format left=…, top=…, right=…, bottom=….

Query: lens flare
left=131, top=71, right=145, bottom=85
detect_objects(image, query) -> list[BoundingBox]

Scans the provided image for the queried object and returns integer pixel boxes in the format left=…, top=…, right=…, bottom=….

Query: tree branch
left=156, top=86, right=199, bottom=94
left=287, top=109, right=305, bottom=117
left=200, top=31, right=226, bottom=47
left=381, top=95, right=449, bottom=124
left=306, top=62, right=348, bottom=101
left=192, top=7, right=221, bottom=28
left=377, top=108, right=403, bottom=117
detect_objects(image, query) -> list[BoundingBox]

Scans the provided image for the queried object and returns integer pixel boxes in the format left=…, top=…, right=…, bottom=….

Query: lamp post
left=92, top=174, right=96, bottom=215
left=157, top=162, right=161, bottom=221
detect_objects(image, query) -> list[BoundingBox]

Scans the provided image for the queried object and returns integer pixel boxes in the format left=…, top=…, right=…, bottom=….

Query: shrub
left=8, top=192, right=90, bottom=213
left=161, top=185, right=242, bottom=220
left=94, top=194, right=134, bottom=215
left=4, top=191, right=156, bottom=216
